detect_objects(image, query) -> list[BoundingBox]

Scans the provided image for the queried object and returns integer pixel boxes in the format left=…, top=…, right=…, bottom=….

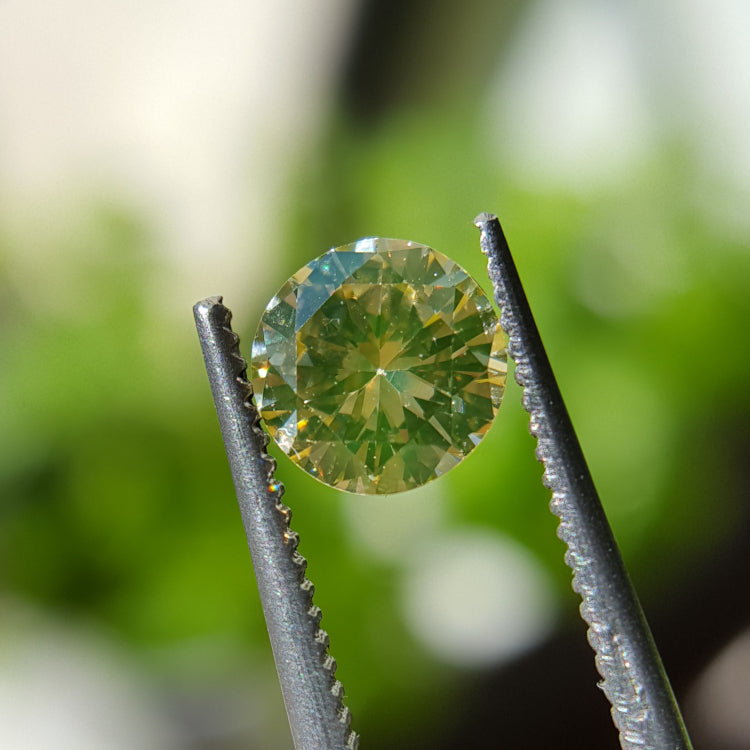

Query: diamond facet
left=250, top=238, right=507, bottom=494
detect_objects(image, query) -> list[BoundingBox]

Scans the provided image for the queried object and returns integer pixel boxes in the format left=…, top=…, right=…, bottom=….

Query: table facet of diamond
left=250, top=238, right=507, bottom=494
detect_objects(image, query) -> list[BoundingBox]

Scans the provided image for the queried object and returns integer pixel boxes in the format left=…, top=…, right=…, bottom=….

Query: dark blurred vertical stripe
left=338, top=0, right=527, bottom=122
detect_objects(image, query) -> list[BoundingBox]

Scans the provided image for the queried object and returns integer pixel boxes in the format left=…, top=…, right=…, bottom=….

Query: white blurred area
left=491, top=0, right=750, bottom=213
left=0, top=0, right=357, bottom=319
left=400, top=529, right=557, bottom=669
left=0, top=603, right=184, bottom=749
left=344, top=491, right=557, bottom=669
left=491, top=0, right=653, bottom=189
left=0, top=601, right=289, bottom=749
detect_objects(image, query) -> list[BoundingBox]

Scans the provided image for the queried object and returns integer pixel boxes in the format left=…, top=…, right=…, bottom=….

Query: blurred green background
left=2, top=1, right=750, bottom=748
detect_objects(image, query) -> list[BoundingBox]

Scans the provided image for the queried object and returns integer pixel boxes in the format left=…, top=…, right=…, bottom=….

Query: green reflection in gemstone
left=250, top=238, right=507, bottom=494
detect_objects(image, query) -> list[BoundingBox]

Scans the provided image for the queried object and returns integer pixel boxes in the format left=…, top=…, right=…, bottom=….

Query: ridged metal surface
left=475, top=214, right=692, bottom=750
left=194, top=297, right=357, bottom=750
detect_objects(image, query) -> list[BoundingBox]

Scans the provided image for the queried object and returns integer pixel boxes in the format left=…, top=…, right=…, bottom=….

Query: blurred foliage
left=1, top=97, right=750, bottom=747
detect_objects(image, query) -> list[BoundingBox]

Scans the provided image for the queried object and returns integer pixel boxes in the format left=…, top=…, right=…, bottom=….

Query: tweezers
left=193, top=212, right=693, bottom=750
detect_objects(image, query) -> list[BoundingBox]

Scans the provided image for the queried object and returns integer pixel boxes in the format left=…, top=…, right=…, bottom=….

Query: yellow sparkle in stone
left=250, top=238, right=507, bottom=494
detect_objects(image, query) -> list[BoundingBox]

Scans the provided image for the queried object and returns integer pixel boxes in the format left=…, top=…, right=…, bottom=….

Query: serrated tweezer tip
left=476, top=214, right=692, bottom=750
left=194, top=297, right=357, bottom=750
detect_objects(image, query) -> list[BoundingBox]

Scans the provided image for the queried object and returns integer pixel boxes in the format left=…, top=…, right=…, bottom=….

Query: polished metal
left=193, top=297, right=357, bottom=750
left=475, top=213, right=693, bottom=750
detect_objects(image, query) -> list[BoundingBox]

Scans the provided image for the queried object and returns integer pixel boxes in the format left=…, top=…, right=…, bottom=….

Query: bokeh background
left=2, top=1, right=750, bottom=748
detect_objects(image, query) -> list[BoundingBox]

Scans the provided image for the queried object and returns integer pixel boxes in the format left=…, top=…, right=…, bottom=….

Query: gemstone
left=250, top=238, right=507, bottom=494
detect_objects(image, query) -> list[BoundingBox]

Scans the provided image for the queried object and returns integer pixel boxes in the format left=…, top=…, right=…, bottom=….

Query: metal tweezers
left=193, top=213, right=694, bottom=750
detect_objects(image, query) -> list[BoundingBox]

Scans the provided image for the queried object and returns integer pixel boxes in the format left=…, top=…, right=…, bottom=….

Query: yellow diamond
left=250, top=238, right=507, bottom=494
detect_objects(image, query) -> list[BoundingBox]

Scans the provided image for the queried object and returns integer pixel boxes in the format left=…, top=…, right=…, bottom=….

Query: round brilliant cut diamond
left=250, top=238, right=507, bottom=494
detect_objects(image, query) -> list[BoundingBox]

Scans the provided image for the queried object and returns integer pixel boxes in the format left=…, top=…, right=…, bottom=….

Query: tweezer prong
left=193, top=297, right=358, bottom=750
left=475, top=213, right=692, bottom=749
